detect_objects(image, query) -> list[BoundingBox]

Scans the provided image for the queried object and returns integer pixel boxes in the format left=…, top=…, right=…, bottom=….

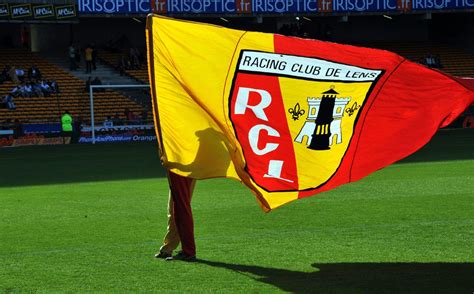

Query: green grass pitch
left=0, top=129, right=473, bottom=292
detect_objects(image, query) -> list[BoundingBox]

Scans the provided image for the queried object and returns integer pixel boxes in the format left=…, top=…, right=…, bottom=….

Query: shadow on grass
left=198, top=259, right=474, bottom=293
left=0, top=142, right=167, bottom=187
left=1, top=129, right=472, bottom=187
left=400, top=129, right=474, bottom=164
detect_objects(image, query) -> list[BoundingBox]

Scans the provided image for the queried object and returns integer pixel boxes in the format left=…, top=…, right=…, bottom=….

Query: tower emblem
left=294, top=86, right=350, bottom=150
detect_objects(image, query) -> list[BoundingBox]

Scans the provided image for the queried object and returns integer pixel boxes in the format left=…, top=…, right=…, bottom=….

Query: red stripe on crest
left=230, top=73, right=299, bottom=192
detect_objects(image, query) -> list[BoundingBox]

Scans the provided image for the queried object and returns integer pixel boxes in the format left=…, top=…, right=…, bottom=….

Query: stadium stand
left=366, top=42, right=474, bottom=77
left=0, top=49, right=146, bottom=124
left=98, top=42, right=474, bottom=82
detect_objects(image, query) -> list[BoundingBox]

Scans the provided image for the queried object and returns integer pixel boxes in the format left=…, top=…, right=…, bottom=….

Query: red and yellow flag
left=146, top=15, right=473, bottom=211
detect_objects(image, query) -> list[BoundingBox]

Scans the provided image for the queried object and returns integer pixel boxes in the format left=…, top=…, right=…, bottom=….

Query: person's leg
left=168, top=171, right=196, bottom=257
left=158, top=192, right=180, bottom=255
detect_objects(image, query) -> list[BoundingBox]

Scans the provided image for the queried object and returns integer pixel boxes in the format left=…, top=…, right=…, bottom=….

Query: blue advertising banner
left=252, top=0, right=317, bottom=13
left=80, top=0, right=316, bottom=13
left=78, top=0, right=151, bottom=14
left=156, top=0, right=256, bottom=13
left=411, top=0, right=473, bottom=10
left=322, top=0, right=473, bottom=12
left=22, top=123, right=62, bottom=134
left=77, top=0, right=474, bottom=14
left=319, top=0, right=400, bottom=12
left=163, top=0, right=248, bottom=13
left=78, top=134, right=157, bottom=143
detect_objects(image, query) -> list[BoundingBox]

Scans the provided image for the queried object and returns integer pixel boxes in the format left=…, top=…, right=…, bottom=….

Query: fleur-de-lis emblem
left=345, top=102, right=361, bottom=117
left=288, top=103, right=305, bottom=121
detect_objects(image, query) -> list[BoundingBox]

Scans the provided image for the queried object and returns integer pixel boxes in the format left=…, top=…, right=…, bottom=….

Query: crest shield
left=229, top=50, right=383, bottom=192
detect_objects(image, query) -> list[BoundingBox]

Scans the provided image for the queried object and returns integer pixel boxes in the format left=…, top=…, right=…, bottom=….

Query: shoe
left=165, top=251, right=196, bottom=262
left=154, top=251, right=172, bottom=259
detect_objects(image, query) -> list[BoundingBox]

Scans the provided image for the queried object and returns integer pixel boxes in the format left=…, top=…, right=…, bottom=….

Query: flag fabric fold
left=146, top=15, right=473, bottom=211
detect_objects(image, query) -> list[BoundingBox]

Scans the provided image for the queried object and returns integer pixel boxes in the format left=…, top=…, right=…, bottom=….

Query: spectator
left=425, top=53, right=434, bottom=67
left=85, top=44, right=93, bottom=73
left=463, top=116, right=474, bottom=128
left=8, top=65, right=19, bottom=84
left=11, top=85, right=23, bottom=98
left=124, top=108, right=136, bottom=124
left=13, top=119, right=22, bottom=138
left=28, top=65, right=42, bottom=80
left=117, top=54, right=129, bottom=75
left=39, top=80, right=52, bottom=96
left=91, top=43, right=98, bottom=70
left=49, top=80, right=60, bottom=94
left=92, top=77, right=104, bottom=92
left=16, top=67, right=26, bottom=82
left=72, top=116, right=83, bottom=144
left=32, top=81, right=44, bottom=97
left=17, top=83, right=30, bottom=98
left=69, top=44, right=77, bottom=70
left=424, top=53, right=442, bottom=68
left=75, top=45, right=82, bottom=68
left=434, top=54, right=443, bottom=68
left=0, top=65, right=9, bottom=83
left=2, top=95, right=16, bottom=110
left=130, top=47, right=141, bottom=69
left=92, top=76, right=102, bottom=86
left=117, top=55, right=124, bottom=75
left=103, top=116, right=113, bottom=127
left=23, top=82, right=34, bottom=97
left=84, top=77, right=92, bottom=93
left=124, top=108, right=130, bottom=121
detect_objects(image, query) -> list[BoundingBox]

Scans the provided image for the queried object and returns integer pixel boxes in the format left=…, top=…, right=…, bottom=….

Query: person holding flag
left=155, top=172, right=197, bottom=262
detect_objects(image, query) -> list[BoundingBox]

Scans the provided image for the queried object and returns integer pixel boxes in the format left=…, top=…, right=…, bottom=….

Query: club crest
left=228, top=50, right=383, bottom=192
